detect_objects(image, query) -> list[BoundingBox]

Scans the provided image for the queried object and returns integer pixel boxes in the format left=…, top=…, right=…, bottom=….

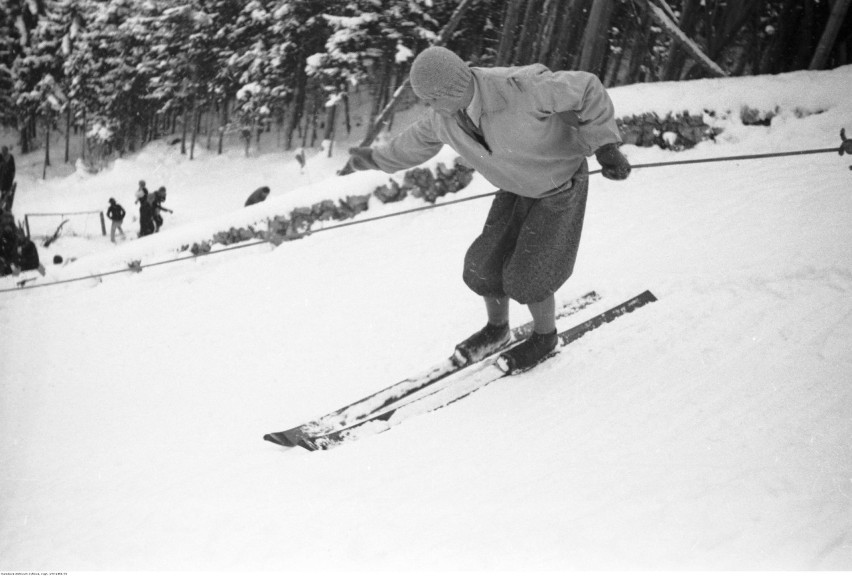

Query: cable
left=1, top=144, right=844, bottom=294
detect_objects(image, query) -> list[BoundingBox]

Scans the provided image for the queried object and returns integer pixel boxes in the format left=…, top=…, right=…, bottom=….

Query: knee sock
left=484, top=296, right=510, bottom=327
left=527, top=293, right=556, bottom=334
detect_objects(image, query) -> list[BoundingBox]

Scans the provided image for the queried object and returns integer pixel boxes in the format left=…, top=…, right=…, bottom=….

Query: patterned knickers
left=462, top=160, right=589, bottom=304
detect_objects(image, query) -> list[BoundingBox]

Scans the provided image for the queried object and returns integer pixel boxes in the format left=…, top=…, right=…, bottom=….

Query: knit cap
left=409, top=47, right=472, bottom=103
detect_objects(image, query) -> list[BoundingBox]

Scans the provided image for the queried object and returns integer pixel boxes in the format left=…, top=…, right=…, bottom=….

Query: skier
left=106, top=198, right=126, bottom=243
left=347, top=46, right=631, bottom=372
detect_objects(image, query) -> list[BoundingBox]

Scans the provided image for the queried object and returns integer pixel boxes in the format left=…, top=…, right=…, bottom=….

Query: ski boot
left=453, top=322, right=511, bottom=366
left=496, top=330, right=558, bottom=374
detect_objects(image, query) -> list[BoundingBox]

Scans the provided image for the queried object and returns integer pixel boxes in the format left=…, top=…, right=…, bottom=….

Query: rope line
left=1, top=145, right=842, bottom=294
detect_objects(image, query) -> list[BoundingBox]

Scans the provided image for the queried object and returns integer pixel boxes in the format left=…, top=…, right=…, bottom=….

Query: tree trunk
left=639, top=0, right=727, bottom=78
left=309, top=97, right=319, bottom=148
left=810, top=0, right=852, bottom=69
left=64, top=105, right=71, bottom=164
left=343, top=91, right=351, bottom=135
left=218, top=98, right=229, bottom=155
left=324, top=100, right=337, bottom=157
left=566, top=0, right=594, bottom=69
left=704, top=1, right=762, bottom=66
left=535, top=0, right=561, bottom=63
left=578, top=0, right=615, bottom=75
left=190, top=102, right=200, bottom=160
left=370, top=58, right=391, bottom=126
left=180, top=101, right=190, bottom=155
left=80, top=108, right=86, bottom=162
left=513, top=0, right=542, bottom=65
left=286, top=65, right=308, bottom=150
left=792, top=0, right=817, bottom=70
left=758, top=0, right=797, bottom=73
left=495, top=0, right=526, bottom=66
left=547, top=0, right=582, bottom=69
left=43, top=118, right=51, bottom=179
left=301, top=96, right=312, bottom=148
left=625, top=8, right=653, bottom=83
left=662, top=0, right=699, bottom=80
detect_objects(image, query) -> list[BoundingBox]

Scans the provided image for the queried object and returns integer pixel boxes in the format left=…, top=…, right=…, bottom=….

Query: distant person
left=0, top=146, right=16, bottom=210
left=16, top=228, right=41, bottom=273
left=137, top=189, right=155, bottom=237
left=151, top=187, right=172, bottom=232
left=106, top=198, right=126, bottom=243
left=135, top=180, right=148, bottom=202
left=245, top=186, right=271, bottom=206
left=0, top=219, right=17, bottom=276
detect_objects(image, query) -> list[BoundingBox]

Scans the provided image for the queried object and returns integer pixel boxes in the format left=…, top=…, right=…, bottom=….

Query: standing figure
left=107, top=198, right=126, bottom=243
left=137, top=190, right=155, bottom=237
left=0, top=146, right=16, bottom=211
left=347, top=47, right=631, bottom=372
left=151, top=187, right=172, bottom=232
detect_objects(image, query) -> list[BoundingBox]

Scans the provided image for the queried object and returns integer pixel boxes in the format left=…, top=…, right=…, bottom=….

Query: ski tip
left=263, top=431, right=298, bottom=448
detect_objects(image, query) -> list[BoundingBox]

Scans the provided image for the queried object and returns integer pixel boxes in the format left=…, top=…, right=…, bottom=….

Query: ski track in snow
left=1, top=66, right=852, bottom=570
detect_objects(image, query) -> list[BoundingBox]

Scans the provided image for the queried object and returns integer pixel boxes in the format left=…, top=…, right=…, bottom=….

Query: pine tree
left=81, top=0, right=158, bottom=156
left=0, top=0, right=22, bottom=129
left=307, top=0, right=438, bottom=141
left=12, top=0, right=74, bottom=172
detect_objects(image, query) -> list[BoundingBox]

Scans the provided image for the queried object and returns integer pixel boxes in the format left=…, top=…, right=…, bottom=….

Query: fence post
left=100, top=211, right=107, bottom=236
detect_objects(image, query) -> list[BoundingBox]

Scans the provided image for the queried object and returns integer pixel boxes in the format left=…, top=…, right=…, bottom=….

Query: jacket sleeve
left=372, top=117, right=445, bottom=173
left=528, top=68, right=621, bottom=153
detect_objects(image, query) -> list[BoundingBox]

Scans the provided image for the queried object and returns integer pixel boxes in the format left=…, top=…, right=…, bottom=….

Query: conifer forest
left=1, top=0, right=850, bottom=166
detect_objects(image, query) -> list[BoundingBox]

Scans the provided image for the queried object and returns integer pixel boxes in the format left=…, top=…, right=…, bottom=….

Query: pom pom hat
left=409, top=47, right=473, bottom=105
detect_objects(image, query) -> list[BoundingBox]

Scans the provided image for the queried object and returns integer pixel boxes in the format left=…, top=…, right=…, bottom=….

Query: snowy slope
left=1, top=66, right=851, bottom=571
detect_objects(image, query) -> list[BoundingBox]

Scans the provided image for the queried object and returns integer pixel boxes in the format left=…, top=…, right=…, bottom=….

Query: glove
left=348, top=147, right=380, bottom=171
left=595, top=143, right=631, bottom=181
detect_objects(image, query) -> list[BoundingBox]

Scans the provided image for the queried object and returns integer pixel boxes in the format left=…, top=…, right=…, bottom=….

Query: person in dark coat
left=0, top=220, right=17, bottom=276
left=0, top=146, right=15, bottom=193
left=137, top=190, right=155, bottom=237
left=107, top=198, right=126, bottom=243
left=17, top=232, right=40, bottom=272
left=245, top=186, right=271, bottom=206
left=0, top=146, right=16, bottom=210
left=151, top=187, right=172, bottom=232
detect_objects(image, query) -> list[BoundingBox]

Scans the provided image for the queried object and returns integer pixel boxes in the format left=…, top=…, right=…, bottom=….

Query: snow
left=2, top=65, right=852, bottom=571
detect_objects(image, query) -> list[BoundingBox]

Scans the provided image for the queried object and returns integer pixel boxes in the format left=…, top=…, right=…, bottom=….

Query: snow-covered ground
left=1, top=66, right=852, bottom=571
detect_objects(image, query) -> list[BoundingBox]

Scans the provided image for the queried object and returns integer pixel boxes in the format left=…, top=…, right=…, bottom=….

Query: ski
left=291, top=290, right=657, bottom=451
left=263, top=290, right=602, bottom=448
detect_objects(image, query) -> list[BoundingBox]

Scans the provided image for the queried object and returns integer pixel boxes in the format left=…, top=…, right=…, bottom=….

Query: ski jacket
left=372, top=64, right=621, bottom=198
left=107, top=204, right=125, bottom=221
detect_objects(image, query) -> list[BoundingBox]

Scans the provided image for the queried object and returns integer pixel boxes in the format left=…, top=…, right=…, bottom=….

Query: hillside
left=1, top=66, right=851, bottom=571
